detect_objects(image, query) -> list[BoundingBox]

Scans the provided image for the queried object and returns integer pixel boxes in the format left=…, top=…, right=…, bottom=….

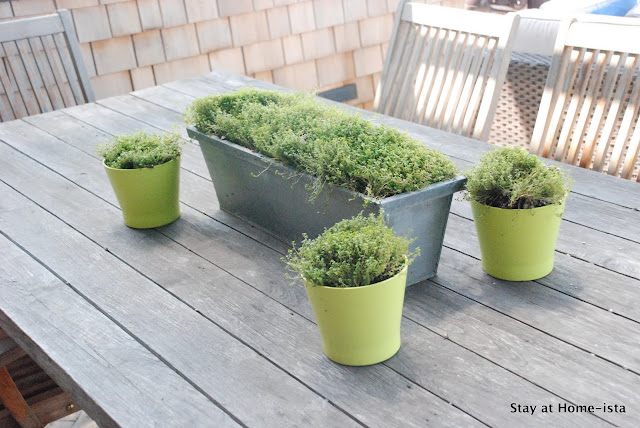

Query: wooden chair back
left=530, top=18, right=640, bottom=181
left=373, top=2, right=520, bottom=141
left=0, top=9, right=94, bottom=122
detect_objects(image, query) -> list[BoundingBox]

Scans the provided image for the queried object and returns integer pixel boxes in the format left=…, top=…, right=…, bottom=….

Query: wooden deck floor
left=1, top=72, right=639, bottom=427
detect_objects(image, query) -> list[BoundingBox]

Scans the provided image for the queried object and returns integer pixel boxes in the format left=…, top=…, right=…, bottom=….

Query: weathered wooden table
left=1, top=71, right=639, bottom=427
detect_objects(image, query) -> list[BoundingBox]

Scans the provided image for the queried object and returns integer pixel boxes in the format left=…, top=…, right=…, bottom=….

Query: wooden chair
left=0, top=9, right=94, bottom=122
left=530, top=18, right=640, bottom=181
left=0, top=328, right=77, bottom=428
left=373, top=2, right=520, bottom=141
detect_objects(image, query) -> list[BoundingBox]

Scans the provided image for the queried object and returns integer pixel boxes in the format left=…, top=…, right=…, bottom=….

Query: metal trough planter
left=188, top=127, right=466, bottom=285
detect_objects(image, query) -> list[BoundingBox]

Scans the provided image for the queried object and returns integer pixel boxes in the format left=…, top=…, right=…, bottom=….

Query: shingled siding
left=2, top=0, right=421, bottom=110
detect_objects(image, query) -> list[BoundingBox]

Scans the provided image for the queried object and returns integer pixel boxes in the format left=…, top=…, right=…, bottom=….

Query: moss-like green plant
left=184, top=88, right=458, bottom=200
left=465, top=147, right=570, bottom=209
left=285, top=213, right=418, bottom=288
left=97, top=131, right=182, bottom=169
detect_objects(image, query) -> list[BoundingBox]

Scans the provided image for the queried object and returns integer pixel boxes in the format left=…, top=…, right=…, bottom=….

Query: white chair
left=530, top=17, right=640, bottom=181
left=0, top=9, right=94, bottom=122
left=374, top=1, right=520, bottom=141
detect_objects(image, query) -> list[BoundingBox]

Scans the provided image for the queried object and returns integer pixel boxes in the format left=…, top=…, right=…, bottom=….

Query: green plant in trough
left=185, top=88, right=458, bottom=200
left=285, top=213, right=418, bottom=288
left=465, top=147, right=570, bottom=209
left=97, top=131, right=183, bottom=169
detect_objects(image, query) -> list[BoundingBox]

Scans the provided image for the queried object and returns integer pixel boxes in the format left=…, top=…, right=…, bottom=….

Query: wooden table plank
left=1, top=114, right=633, bottom=426
left=0, top=124, right=612, bottom=427
left=400, top=283, right=640, bottom=427
left=2, top=72, right=638, bottom=426
left=0, top=181, right=359, bottom=427
left=0, top=236, right=237, bottom=428
left=434, top=247, right=640, bottom=373
left=444, top=215, right=640, bottom=321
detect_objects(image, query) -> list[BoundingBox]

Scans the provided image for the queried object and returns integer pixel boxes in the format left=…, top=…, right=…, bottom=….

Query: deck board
left=1, top=71, right=638, bottom=427
left=0, top=118, right=611, bottom=428
left=0, top=236, right=237, bottom=428
left=0, top=109, right=631, bottom=427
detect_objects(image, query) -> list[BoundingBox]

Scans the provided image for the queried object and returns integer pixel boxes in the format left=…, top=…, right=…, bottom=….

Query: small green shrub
left=465, top=147, right=570, bottom=209
left=98, top=131, right=182, bottom=169
left=184, top=88, right=458, bottom=199
left=285, top=213, right=418, bottom=288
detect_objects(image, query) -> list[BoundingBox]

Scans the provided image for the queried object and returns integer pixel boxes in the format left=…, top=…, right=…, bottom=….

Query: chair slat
left=423, top=29, right=456, bottom=127
left=389, top=23, right=420, bottom=117
left=541, top=46, right=579, bottom=158
left=2, top=41, right=41, bottom=117
left=434, top=31, right=469, bottom=130
left=413, top=27, right=448, bottom=124
left=578, top=50, right=613, bottom=168
left=16, top=38, right=53, bottom=114
left=376, top=21, right=410, bottom=115
left=621, top=120, right=640, bottom=179
left=553, top=48, right=587, bottom=161
left=52, top=33, right=84, bottom=106
left=608, top=68, right=640, bottom=175
left=451, top=36, right=488, bottom=134
left=0, top=47, right=25, bottom=121
left=461, top=38, right=496, bottom=136
left=566, top=50, right=604, bottom=165
left=29, top=37, right=65, bottom=111
left=441, top=34, right=477, bottom=132
left=406, top=26, right=436, bottom=123
left=591, top=53, right=630, bottom=171
left=40, top=34, right=74, bottom=107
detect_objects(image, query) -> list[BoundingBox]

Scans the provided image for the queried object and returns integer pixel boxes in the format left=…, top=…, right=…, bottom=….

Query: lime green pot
left=104, top=157, right=181, bottom=229
left=304, top=264, right=408, bottom=366
left=471, top=200, right=565, bottom=281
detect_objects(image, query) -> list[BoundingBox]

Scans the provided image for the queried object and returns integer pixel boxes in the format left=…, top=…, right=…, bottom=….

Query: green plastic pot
left=471, top=200, right=565, bottom=281
left=304, top=264, right=408, bottom=366
left=104, top=157, right=181, bottom=229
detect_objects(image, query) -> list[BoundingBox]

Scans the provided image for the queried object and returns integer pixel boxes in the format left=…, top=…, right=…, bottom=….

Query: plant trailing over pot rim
left=185, top=88, right=466, bottom=285
left=464, top=147, right=571, bottom=281
left=285, top=212, right=418, bottom=366
left=98, top=131, right=183, bottom=229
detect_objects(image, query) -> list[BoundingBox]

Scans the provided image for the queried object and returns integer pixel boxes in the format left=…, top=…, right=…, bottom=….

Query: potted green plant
left=98, top=131, right=182, bottom=229
left=465, top=147, right=571, bottom=281
left=185, top=88, right=465, bottom=285
left=285, top=213, right=417, bottom=366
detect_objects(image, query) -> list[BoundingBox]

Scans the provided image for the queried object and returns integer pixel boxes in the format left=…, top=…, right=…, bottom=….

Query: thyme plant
left=465, top=147, right=570, bottom=209
left=185, top=89, right=458, bottom=200
left=285, top=213, right=418, bottom=288
left=98, top=131, right=182, bottom=169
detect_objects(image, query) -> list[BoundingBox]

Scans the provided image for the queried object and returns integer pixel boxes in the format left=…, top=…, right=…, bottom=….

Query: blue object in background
left=590, top=0, right=638, bottom=15
left=540, top=0, right=638, bottom=16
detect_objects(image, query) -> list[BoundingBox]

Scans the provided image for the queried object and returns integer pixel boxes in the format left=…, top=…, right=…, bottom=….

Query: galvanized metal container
left=188, top=127, right=466, bottom=285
